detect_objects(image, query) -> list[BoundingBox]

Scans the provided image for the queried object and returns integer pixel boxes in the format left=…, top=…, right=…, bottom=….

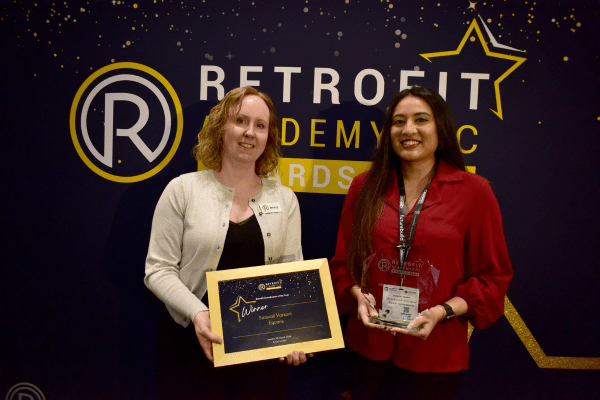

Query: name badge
left=258, top=202, right=282, bottom=214
left=378, top=284, right=419, bottom=323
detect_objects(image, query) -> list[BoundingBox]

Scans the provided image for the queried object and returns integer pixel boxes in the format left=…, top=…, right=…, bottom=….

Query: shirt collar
left=385, top=160, right=463, bottom=213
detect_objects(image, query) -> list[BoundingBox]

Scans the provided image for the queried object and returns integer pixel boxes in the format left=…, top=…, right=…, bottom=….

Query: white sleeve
left=144, top=177, right=207, bottom=322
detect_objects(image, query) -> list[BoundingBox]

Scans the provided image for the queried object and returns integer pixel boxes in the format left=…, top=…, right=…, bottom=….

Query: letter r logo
left=70, top=63, right=183, bottom=182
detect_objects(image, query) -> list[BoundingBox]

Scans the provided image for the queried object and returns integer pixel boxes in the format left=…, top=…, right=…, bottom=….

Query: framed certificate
left=206, top=258, right=344, bottom=367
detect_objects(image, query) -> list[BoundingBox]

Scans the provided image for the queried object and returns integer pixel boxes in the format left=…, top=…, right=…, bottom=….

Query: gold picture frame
left=206, top=258, right=344, bottom=367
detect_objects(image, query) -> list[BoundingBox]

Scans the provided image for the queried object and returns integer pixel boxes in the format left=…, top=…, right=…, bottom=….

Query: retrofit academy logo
left=70, top=62, right=183, bottom=182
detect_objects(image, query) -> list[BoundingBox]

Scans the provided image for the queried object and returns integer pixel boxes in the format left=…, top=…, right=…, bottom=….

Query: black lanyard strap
left=397, top=167, right=435, bottom=276
left=359, top=166, right=436, bottom=292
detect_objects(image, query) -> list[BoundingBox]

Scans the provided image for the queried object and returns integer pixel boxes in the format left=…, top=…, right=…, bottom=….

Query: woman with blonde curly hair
left=145, top=87, right=306, bottom=399
left=193, top=86, right=281, bottom=177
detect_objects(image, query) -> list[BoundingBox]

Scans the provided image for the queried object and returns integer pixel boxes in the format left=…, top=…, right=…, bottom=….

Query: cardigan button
left=268, top=257, right=272, bottom=261
left=251, top=199, right=255, bottom=202
left=267, top=233, right=271, bottom=237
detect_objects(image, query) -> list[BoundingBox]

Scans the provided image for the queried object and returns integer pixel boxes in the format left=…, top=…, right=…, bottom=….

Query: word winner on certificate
left=217, top=270, right=332, bottom=354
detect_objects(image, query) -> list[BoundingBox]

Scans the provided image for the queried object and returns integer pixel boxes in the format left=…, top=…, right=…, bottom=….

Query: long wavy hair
left=346, top=87, right=466, bottom=284
left=193, top=87, right=281, bottom=177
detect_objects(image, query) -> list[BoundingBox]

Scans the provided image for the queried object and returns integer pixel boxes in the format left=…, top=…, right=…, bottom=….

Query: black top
left=201, top=214, right=264, bottom=306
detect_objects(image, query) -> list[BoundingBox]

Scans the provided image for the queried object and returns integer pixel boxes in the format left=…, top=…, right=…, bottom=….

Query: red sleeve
left=329, top=172, right=367, bottom=315
left=455, top=178, right=513, bottom=330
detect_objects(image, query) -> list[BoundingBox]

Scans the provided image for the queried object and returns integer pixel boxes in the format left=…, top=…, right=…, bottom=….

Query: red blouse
left=330, top=161, right=513, bottom=372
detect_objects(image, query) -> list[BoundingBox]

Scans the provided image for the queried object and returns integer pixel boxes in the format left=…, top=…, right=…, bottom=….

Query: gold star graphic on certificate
left=420, top=19, right=526, bottom=120
left=229, top=295, right=256, bottom=322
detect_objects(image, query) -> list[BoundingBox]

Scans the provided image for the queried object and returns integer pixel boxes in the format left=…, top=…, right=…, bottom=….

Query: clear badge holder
left=361, top=243, right=440, bottom=330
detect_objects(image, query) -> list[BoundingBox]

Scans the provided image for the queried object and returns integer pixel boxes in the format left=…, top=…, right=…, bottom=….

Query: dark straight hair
left=346, top=87, right=466, bottom=284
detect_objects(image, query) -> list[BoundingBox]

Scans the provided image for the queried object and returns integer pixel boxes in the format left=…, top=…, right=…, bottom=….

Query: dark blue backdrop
left=1, top=1, right=599, bottom=399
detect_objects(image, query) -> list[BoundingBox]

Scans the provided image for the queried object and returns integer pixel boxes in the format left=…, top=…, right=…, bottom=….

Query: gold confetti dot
left=132, top=27, right=135, bottom=30
left=126, top=40, right=131, bottom=45
left=395, top=42, right=400, bottom=48
left=134, top=3, right=138, bottom=8
left=470, top=36, right=475, bottom=42
left=563, top=56, right=568, bottom=61
left=487, top=18, right=492, bottom=23
left=577, top=22, right=581, bottom=27
left=401, top=33, right=407, bottom=39
left=33, top=32, right=37, bottom=36
left=303, top=7, right=308, bottom=12
left=389, top=4, right=393, bottom=8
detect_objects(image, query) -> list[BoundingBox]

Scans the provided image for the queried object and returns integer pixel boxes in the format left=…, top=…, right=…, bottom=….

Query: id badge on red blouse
left=363, top=243, right=439, bottom=329
left=379, top=284, right=419, bottom=323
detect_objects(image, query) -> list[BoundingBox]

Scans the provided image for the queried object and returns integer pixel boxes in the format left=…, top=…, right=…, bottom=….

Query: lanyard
left=397, top=167, right=435, bottom=285
left=360, top=167, right=436, bottom=291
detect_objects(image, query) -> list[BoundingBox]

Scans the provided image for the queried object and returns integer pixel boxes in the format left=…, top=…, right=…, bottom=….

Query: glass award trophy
left=361, top=166, right=439, bottom=330
left=361, top=243, right=440, bottom=330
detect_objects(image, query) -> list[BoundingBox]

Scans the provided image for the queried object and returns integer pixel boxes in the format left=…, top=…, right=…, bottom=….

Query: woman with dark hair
left=330, top=87, right=513, bottom=399
left=145, top=87, right=307, bottom=399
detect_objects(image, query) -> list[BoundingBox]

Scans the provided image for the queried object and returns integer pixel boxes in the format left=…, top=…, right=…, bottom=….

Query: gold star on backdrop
left=420, top=19, right=526, bottom=120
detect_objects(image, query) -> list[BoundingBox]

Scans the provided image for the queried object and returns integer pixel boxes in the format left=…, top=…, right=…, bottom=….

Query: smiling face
left=221, top=95, right=270, bottom=168
left=390, top=94, right=439, bottom=166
